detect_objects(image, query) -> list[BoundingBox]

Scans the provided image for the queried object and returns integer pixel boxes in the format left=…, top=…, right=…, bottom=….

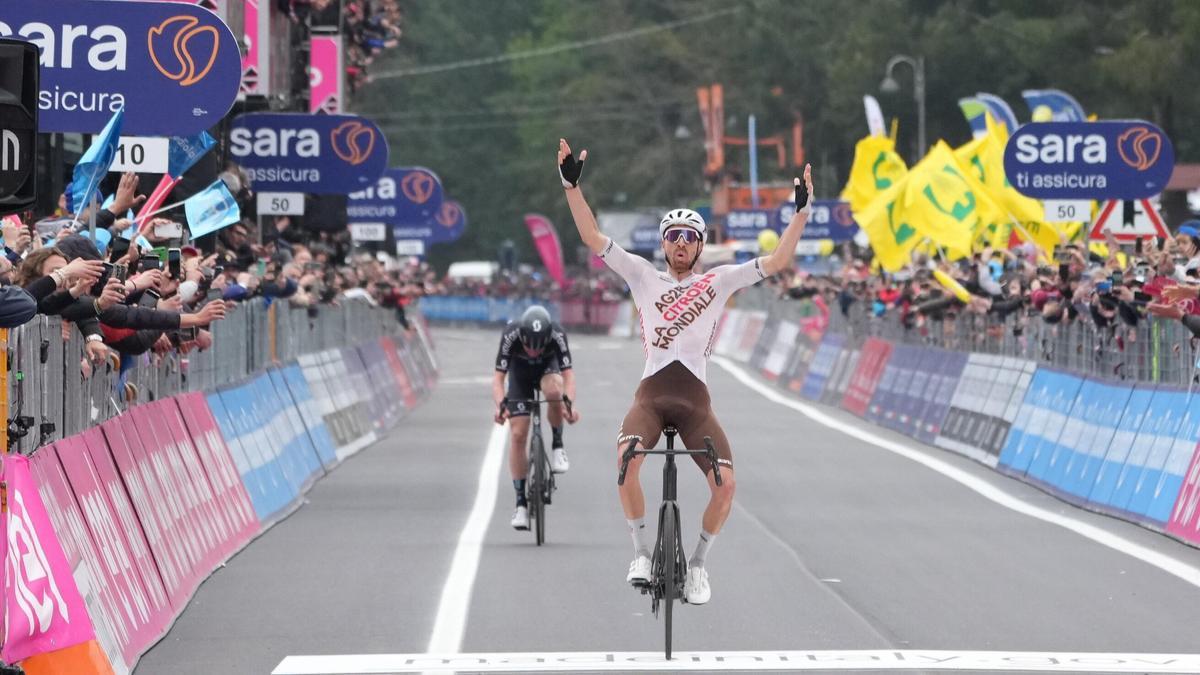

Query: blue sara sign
left=779, top=199, right=859, bottom=241
left=1003, top=120, right=1175, bottom=200
left=348, top=167, right=445, bottom=241
left=727, top=200, right=859, bottom=241
left=230, top=113, right=388, bottom=194
left=4, top=0, right=242, bottom=135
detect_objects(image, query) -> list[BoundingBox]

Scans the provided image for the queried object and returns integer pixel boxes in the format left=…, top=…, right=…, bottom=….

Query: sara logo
left=148, top=16, right=220, bottom=87
left=330, top=120, right=377, bottom=166
left=1117, top=126, right=1163, bottom=171
left=401, top=171, right=437, bottom=204
left=436, top=201, right=461, bottom=228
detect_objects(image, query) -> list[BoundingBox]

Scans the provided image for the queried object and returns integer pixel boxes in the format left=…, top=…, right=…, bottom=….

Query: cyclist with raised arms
left=557, top=138, right=811, bottom=604
left=494, top=305, right=581, bottom=530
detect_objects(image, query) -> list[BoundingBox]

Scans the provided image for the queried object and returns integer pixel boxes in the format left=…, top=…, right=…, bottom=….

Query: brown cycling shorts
left=617, top=361, right=733, bottom=474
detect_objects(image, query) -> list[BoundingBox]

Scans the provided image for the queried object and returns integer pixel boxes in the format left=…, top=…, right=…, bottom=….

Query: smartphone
left=1110, top=271, right=1123, bottom=286
left=89, top=263, right=113, bottom=297
left=1096, top=280, right=1113, bottom=294
left=139, top=256, right=162, bottom=273
left=154, top=220, right=183, bottom=239
left=1054, top=245, right=1072, bottom=264
left=256, top=259, right=267, bottom=276
left=112, top=263, right=128, bottom=283
left=167, top=248, right=181, bottom=279
left=108, top=236, right=131, bottom=263
left=1134, top=291, right=1153, bottom=303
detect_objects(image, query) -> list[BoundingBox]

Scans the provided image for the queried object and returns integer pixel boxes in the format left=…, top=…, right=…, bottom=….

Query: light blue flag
left=184, top=179, right=241, bottom=238
left=1021, top=89, right=1086, bottom=122
left=70, top=106, right=125, bottom=214
left=168, top=131, right=216, bottom=178
left=975, top=92, right=1020, bottom=134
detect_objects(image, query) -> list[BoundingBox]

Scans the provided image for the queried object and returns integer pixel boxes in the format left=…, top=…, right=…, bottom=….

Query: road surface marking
left=711, top=356, right=1200, bottom=590
left=274, top=649, right=1200, bottom=673
left=425, top=422, right=508, bottom=653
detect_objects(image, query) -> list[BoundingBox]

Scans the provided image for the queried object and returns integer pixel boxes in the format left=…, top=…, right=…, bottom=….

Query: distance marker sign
left=1003, top=120, right=1174, bottom=201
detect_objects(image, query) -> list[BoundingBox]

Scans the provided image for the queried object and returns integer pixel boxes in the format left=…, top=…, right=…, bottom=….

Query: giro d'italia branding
left=229, top=113, right=388, bottom=194
left=349, top=167, right=446, bottom=240
left=1, top=0, right=242, bottom=135
left=1004, top=120, right=1175, bottom=200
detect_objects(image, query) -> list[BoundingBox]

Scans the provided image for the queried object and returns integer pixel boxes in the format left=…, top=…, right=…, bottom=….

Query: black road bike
left=501, top=391, right=572, bottom=546
left=618, top=426, right=722, bottom=660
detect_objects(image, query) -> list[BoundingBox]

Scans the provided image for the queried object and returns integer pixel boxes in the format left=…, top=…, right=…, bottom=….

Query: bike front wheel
left=532, top=435, right=546, bottom=546
left=661, top=505, right=677, bottom=659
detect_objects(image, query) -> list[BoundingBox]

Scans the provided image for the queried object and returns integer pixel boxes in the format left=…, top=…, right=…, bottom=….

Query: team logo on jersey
left=651, top=272, right=717, bottom=349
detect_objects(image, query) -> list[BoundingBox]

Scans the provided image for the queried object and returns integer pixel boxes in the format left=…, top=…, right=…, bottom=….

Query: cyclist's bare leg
left=616, top=441, right=647, bottom=519
left=701, top=466, right=736, bottom=534
left=509, top=416, right=530, bottom=480
left=541, top=373, right=565, bottom=427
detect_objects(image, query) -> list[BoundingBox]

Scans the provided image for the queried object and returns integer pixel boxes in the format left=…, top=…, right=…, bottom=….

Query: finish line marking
left=711, top=356, right=1200, bottom=590
left=273, top=650, right=1200, bottom=673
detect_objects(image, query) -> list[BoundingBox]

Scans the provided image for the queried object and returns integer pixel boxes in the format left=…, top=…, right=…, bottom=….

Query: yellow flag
left=897, top=142, right=990, bottom=259
left=842, top=135, right=908, bottom=214
left=855, top=173, right=920, bottom=272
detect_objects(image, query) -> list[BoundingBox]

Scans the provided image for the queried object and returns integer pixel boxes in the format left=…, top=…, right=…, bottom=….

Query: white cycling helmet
left=659, top=208, right=707, bottom=240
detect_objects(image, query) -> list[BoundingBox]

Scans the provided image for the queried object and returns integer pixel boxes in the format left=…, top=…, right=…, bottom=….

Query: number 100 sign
left=256, top=192, right=306, bottom=216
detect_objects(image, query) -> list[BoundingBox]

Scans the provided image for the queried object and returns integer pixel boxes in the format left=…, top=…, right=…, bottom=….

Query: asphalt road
left=138, top=327, right=1200, bottom=675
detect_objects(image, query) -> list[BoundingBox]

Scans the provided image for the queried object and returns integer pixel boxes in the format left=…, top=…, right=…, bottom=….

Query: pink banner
left=2, top=453, right=95, bottom=664
left=102, top=416, right=198, bottom=609
left=174, top=393, right=260, bottom=550
left=56, top=432, right=168, bottom=664
left=27, top=448, right=128, bottom=672
left=1168, top=445, right=1200, bottom=544
left=241, top=0, right=261, bottom=96
left=309, top=35, right=342, bottom=114
left=842, top=338, right=894, bottom=417
left=126, top=406, right=223, bottom=582
left=524, top=214, right=567, bottom=286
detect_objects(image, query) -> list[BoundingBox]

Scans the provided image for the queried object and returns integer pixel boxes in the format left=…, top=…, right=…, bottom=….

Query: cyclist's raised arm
left=559, top=138, right=605, bottom=255
left=761, top=164, right=814, bottom=277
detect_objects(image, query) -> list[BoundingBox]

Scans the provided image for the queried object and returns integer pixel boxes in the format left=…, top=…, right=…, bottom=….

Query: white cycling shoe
left=684, top=566, right=711, bottom=605
left=510, top=505, right=529, bottom=530
left=626, top=554, right=652, bottom=584
left=551, top=447, right=570, bottom=474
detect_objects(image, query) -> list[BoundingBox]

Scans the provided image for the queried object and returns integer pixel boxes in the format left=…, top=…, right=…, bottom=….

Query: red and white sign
left=1089, top=199, right=1168, bottom=241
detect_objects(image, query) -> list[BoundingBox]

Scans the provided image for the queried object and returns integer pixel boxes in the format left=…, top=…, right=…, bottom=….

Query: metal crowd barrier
left=742, top=285, right=1200, bottom=388
left=3, top=298, right=408, bottom=455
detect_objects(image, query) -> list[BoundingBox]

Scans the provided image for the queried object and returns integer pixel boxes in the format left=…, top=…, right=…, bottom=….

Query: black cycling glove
left=560, top=152, right=585, bottom=188
left=795, top=176, right=809, bottom=210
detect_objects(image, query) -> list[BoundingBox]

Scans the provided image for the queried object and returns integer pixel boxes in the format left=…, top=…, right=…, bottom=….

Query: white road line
left=425, top=422, right=508, bottom=654
left=710, top=356, right=1200, bottom=590
left=274, top=649, right=1200, bottom=673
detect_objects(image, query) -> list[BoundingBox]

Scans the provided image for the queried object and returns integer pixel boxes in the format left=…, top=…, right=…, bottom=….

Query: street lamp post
left=880, top=54, right=925, bottom=163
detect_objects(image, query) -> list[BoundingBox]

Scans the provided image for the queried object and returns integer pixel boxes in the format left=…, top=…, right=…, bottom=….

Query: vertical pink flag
left=2, top=454, right=95, bottom=664
left=309, top=35, right=343, bottom=114
left=524, top=214, right=567, bottom=286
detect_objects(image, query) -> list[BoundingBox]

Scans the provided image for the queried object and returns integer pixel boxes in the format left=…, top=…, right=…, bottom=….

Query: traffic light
left=0, top=38, right=38, bottom=216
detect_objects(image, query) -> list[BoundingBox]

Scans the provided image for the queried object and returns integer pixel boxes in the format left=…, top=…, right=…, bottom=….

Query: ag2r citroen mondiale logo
left=148, top=16, right=220, bottom=87
left=330, top=121, right=377, bottom=166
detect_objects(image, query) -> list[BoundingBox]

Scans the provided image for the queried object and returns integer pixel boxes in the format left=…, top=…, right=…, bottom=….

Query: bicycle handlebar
left=617, top=436, right=723, bottom=487
left=496, top=395, right=573, bottom=421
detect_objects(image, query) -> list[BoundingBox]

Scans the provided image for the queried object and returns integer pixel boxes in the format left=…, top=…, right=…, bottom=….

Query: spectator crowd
left=774, top=226, right=1200, bottom=344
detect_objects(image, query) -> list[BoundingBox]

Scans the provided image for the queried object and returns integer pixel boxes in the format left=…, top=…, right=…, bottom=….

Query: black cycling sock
left=551, top=426, right=563, bottom=448
left=514, top=479, right=527, bottom=506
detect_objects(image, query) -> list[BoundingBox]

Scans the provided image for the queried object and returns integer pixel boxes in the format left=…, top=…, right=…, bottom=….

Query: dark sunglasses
left=663, top=228, right=701, bottom=244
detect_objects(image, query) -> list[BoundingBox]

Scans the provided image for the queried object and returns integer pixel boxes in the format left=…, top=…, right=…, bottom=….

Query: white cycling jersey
left=598, top=237, right=766, bottom=384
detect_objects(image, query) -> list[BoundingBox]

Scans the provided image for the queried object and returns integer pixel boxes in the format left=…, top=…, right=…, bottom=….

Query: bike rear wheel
left=531, top=435, right=546, bottom=546
left=661, top=505, right=677, bottom=659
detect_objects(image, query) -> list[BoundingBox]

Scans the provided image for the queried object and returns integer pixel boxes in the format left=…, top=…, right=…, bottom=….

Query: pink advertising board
left=309, top=35, right=343, bottom=113
left=2, top=453, right=95, bottom=664
left=1167, top=444, right=1200, bottom=544
left=174, top=393, right=260, bottom=550
left=56, top=432, right=169, bottom=663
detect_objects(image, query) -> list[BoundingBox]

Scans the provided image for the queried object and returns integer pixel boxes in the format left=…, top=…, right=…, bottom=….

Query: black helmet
left=518, top=305, right=553, bottom=353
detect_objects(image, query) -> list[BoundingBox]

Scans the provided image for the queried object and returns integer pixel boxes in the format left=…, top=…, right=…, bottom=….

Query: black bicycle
left=500, top=391, right=572, bottom=546
left=618, top=425, right=722, bottom=660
